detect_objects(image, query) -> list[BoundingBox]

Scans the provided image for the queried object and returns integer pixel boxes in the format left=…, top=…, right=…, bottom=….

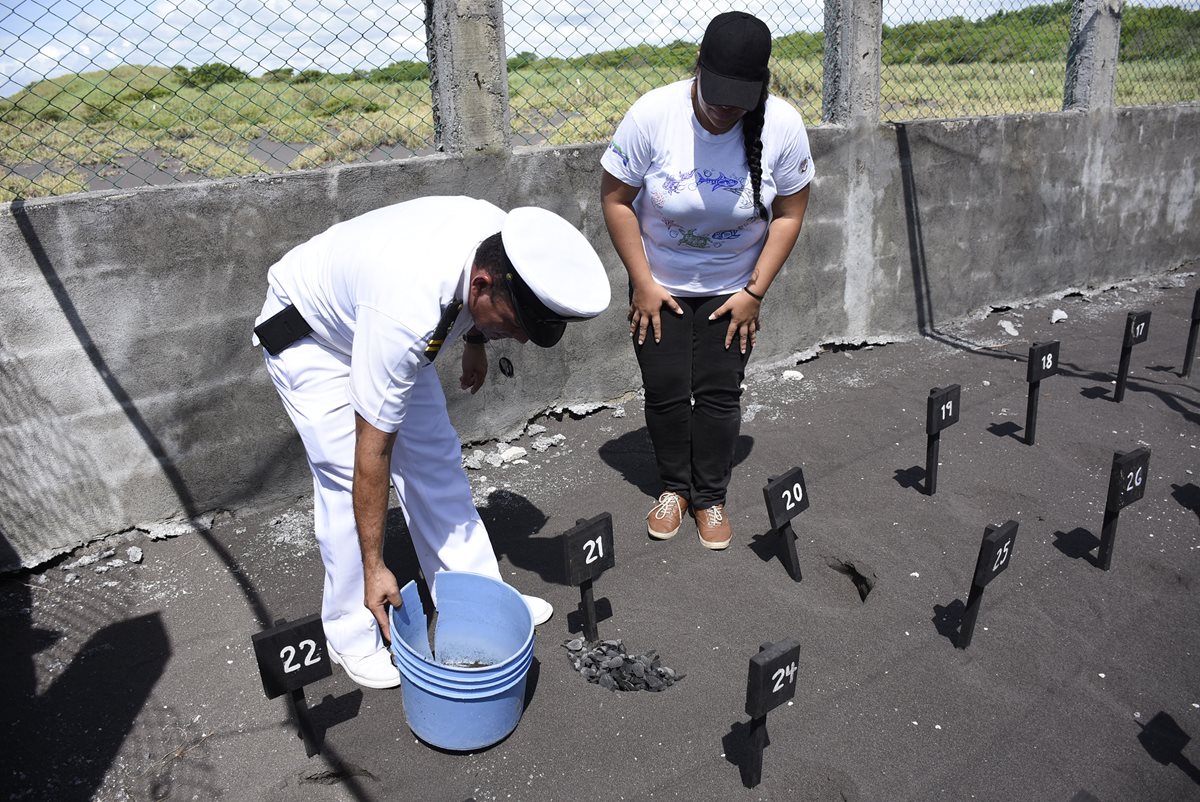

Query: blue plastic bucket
left=389, top=571, right=534, bottom=751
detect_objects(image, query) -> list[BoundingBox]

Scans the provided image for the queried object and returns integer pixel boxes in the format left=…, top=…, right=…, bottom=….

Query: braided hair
left=693, top=61, right=771, bottom=221
left=742, top=76, right=770, bottom=221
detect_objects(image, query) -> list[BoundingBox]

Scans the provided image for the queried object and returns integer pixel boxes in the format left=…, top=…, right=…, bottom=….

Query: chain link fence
left=881, top=1, right=1073, bottom=120
left=1, top=0, right=433, bottom=200
left=502, top=1, right=823, bottom=148
left=1116, top=1, right=1200, bottom=106
left=2, top=2, right=1197, bottom=200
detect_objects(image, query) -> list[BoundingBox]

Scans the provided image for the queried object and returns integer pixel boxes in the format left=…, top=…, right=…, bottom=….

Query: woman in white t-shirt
left=600, top=11, right=814, bottom=550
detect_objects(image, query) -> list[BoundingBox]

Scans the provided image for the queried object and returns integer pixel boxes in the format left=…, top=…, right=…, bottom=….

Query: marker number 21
left=583, top=535, right=604, bottom=565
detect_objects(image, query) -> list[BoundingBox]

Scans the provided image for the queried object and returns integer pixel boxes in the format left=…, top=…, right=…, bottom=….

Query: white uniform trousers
left=263, top=337, right=502, bottom=657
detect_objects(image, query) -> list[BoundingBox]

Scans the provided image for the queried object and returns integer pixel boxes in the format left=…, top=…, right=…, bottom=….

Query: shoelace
left=652, top=492, right=682, bottom=520
left=703, top=506, right=724, bottom=526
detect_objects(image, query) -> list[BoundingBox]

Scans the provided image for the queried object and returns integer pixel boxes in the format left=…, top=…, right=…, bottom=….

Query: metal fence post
left=424, top=0, right=512, bottom=155
left=1063, top=0, right=1125, bottom=111
left=822, top=0, right=882, bottom=126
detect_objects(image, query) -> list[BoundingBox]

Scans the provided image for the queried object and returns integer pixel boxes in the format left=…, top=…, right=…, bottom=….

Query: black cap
left=697, top=12, right=771, bottom=111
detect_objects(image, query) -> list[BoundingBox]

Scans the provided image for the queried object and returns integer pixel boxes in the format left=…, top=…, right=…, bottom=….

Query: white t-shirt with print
left=258, top=196, right=506, bottom=432
left=600, top=79, right=814, bottom=297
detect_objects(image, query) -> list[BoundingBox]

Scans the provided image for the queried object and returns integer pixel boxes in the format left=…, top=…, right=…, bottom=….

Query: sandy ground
left=2, top=269, right=1198, bottom=802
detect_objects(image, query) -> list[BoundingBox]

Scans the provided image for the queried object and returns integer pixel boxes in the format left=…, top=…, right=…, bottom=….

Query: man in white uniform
left=253, top=197, right=610, bottom=689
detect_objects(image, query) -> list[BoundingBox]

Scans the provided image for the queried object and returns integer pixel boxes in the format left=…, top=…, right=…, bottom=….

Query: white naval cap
left=500, top=206, right=612, bottom=347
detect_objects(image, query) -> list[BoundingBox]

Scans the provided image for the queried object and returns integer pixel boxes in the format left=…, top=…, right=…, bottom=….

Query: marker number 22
left=281, top=639, right=320, bottom=673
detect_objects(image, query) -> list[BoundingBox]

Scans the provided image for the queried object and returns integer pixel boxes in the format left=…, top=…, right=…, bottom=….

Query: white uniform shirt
left=600, top=79, right=814, bottom=297
left=260, top=196, right=507, bottom=432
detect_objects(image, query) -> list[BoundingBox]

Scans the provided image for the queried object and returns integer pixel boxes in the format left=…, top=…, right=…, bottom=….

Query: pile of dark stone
left=562, top=638, right=684, bottom=692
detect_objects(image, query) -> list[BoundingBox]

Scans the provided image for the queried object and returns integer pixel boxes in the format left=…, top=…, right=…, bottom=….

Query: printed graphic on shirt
left=607, top=141, right=631, bottom=168
left=663, top=218, right=757, bottom=249
left=659, top=169, right=745, bottom=198
left=654, top=167, right=760, bottom=249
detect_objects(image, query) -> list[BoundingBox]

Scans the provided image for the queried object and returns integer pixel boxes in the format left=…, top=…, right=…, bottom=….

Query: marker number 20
left=782, top=483, right=804, bottom=510
left=281, top=639, right=320, bottom=673
left=583, top=535, right=605, bottom=565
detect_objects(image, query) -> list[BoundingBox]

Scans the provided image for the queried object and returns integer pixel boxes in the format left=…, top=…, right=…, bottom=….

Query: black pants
left=634, top=292, right=751, bottom=510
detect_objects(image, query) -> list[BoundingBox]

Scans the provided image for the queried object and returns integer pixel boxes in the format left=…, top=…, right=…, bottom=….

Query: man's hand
left=460, top=341, right=488, bottom=393
left=710, top=291, right=761, bottom=354
left=364, top=562, right=401, bottom=635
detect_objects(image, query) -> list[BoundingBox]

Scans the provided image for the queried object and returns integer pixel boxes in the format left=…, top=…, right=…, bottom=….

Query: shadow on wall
left=894, top=124, right=1022, bottom=363
left=6, top=201, right=377, bottom=801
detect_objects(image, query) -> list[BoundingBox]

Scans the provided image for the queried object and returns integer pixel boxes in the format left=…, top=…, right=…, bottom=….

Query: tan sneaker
left=695, top=504, right=732, bottom=550
left=647, top=492, right=688, bottom=539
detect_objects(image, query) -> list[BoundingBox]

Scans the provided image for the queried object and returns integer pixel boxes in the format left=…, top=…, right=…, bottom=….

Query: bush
left=367, top=61, right=429, bottom=83
left=182, top=63, right=250, bottom=89
left=291, top=69, right=326, bottom=85
left=262, top=67, right=295, bottom=83
left=507, top=52, right=538, bottom=71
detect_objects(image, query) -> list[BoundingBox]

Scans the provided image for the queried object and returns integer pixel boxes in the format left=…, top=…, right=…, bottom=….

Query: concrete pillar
left=822, top=0, right=882, bottom=125
left=1063, top=0, right=1124, bottom=111
left=424, top=0, right=511, bottom=154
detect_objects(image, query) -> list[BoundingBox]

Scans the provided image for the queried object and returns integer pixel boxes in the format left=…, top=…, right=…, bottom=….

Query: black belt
left=254, top=304, right=312, bottom=355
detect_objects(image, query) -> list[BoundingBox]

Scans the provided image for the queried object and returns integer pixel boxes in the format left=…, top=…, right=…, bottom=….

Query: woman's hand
left=710, top=290, right=761, bottom=354
left=630, top=280, right=683, bottom=345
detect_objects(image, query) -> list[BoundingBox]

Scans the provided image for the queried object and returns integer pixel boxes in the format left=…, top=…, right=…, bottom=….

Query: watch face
left=498, top=357, right=514, bottom=377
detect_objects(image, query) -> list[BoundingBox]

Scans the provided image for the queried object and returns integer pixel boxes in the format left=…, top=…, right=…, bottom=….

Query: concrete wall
left=2, top=103, right=1197, bottom=570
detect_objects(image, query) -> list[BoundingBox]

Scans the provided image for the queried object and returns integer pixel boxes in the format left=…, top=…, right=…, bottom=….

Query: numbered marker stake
left=957, top=521, right=1018, bottom=650
left=763, top=467, right=810, bottom=581
left=1114, top=311, right=1150, bottom=402
left=1182, top=288, right=1199, bottom=379
left=251, top=614, right=331, bottom=756
left=1097, top=448, right=1151, bottom=571
left=924, top=384, right=961, bottom=495
left=1024, top=341, right=1060, bottom=446
left=741, top=639, right=801, bottom=788
left=561, top=512, right=615, bottom=642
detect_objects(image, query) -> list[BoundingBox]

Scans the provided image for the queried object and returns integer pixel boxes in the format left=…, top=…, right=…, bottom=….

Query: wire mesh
left=882, top=1, right=1073, bottom=121
left=501, top=1, right=824, bottom=148
left=1, top=0, right=432, bottom=200
left=1116, top=1, right=1200, bottom=107
left=2, top=2, right=1197, bottom=200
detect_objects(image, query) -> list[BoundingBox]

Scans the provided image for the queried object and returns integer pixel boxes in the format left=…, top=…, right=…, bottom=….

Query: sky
left=0, top=0, right=1191, bottom=97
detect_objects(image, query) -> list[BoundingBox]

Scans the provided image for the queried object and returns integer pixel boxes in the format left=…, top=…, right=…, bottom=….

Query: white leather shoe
left=520, top=594, right=553, bottom=626
left=327, top=641, right=400, bottom=689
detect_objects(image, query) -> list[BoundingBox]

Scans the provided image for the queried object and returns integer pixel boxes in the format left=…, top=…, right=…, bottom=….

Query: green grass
left=1, top=1, right=1196, bottom=200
